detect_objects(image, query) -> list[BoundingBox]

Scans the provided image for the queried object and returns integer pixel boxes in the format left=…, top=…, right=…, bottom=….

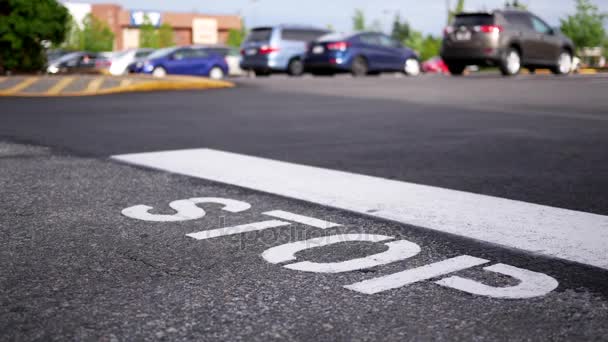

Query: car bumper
left=441, top=47, right=504, bottom=65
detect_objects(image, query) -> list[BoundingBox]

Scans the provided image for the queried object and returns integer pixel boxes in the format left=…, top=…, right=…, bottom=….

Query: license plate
left=245, top=48, right=257, bottom=56
left=455, top=31, right=471, bottom=41
left=313, top=46, right=324, bottom=54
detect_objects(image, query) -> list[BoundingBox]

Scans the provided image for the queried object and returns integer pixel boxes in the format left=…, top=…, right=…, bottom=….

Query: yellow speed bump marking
left=119, top=79, right=132, bottom=88
left=85, top=77, right=104, bottom=93
left=0, top=77, right=7, bottom=85
left=579, top=68, right=598, bottom=75
left=46, top=77, right=75, bottom=95
left=2, top=77, right=39, bottom=94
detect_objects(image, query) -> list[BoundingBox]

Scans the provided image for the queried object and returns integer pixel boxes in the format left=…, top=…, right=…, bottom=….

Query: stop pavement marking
left=112, top=148, right=608, bottom=272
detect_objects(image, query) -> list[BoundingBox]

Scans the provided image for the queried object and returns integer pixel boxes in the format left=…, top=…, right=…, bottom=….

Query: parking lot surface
left=1, top=74, right=607, bottom=340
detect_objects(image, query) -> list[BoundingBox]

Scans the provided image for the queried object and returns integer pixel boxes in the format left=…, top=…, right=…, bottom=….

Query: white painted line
left=263, top=210, right=341, bottom=229
left=344, top=255, right=490, bottom=294
left=112, top=148, right=608, bottom=270
left=186, top=220, right=290, bottom=240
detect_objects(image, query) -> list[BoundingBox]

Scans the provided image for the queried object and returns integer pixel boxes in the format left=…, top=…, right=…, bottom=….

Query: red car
left=422, top=57, right=450, bottom=74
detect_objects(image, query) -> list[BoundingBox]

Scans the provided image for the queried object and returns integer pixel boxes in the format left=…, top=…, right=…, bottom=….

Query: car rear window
left=453, top=14, right=495, bottom=26
left=281, top=29, right=327, bottom=42
left=246, top=28, right=273, bottom=42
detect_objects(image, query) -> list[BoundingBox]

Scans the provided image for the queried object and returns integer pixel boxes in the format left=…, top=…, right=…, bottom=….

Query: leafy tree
left=227, top=20, right=246, bottom=48
left=139, top=15, right=159, bottom=48
left=419, top=35, right=442, bottom=61
left=60, top=15, right=82, bottom=51
left=0, top=0, right=70, bottom=73
left=391, top=13, right=411, bottom=43
left=157, top=23, right=174, bottom=48
left=560, top=0, right=606, bottom=50
left=353, top=9, right=366, bottom=31
left=405, top=30, right=424, bottom=53
left=80, top=14, right=114, bottom=52
left=448, top=0, right=466, bottom=24
left=505, top=0, right=528, bottom=9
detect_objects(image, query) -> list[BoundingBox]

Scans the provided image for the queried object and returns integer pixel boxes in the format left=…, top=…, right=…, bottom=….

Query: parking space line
left=263, top=210, right=341, bottom=229
left=85, top=77, right=104, bottom=93
left=46, top=77, right=75, bottom=95
left=112, top=148, right=608, bottom=271
left=2, top=77, right=39, bottom=94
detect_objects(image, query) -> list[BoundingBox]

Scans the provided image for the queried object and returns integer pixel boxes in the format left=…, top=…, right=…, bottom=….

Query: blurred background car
left=198, top=45, right=244, bottom=76
left=422, top=57, right=450, bottom=74
left=109, top=48, right=154, bottom=76
left=441, top=10, right=575, bottom=76
left=240, top=25, right=329, bottom=77
left=304, top=32, right=421, bottom=77
left=138, top=46, right=229, bottom=79
left=46, top=51, right=107, bottom=74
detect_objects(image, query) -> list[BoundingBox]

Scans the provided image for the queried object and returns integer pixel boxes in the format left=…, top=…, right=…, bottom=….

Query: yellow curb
left=579, top=68, right=598, bottom=75
left=1, top=77, right=39, bottom=95
left=0, top=76, right=234, bottom=97
left=85, top=77, right=104, bottom=93
left=46, top=77, right=75, bottom=95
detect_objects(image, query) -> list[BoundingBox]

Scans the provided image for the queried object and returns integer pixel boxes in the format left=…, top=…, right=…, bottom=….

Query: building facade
left=63, top=2, right=243, bottom=50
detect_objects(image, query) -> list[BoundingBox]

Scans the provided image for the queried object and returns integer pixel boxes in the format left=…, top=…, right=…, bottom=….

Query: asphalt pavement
left=1, top=73, right=607, bottom=341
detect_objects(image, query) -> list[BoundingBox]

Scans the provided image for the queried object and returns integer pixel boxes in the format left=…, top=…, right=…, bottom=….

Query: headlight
left=143, top=63, right=154, bottom=72
left=47, top=65, right=59, bottom=74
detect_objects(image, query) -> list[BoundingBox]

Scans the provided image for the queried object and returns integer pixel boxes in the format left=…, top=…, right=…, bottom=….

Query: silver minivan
left=240, top=25, right=330, bottom=76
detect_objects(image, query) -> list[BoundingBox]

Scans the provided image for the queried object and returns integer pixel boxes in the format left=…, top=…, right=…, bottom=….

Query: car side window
left=172, top=49, right=190, bottom=60
left=378, top=35, right=395, bottom=48
left=505, top=13, right=533, bottom=31
left=360, top=34, right=380, bottom=46
left=531, top=16, right=552, bottom=34
left=282, top=29, right=327, bottom=42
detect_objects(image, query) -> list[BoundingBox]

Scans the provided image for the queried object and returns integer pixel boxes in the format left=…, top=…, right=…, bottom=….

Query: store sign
left=192, top=18, right=218, bottom=44
left=130, top=11, right=162, bottom=27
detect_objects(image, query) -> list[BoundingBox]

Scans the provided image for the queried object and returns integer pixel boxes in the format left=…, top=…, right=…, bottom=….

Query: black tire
left=446, top=63, right=465, bottom=76
left=499, top=48, right=521, bottom=76
left=254, top=70, right=271, bottom=77
left=351, top=56, right=368, bottom=77
left=287, top=59, right=304, bottom=76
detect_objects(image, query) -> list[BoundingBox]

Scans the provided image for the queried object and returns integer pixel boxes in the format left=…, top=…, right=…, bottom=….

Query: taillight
left=326, top=41, right=351, bottom=51
left=443, top=26, right=455, bottom=37
left=240, top=49, right=245, bottom=56
left=259, top=45, right=280, bottom=54
left=475, top=25, right=503, bottom=34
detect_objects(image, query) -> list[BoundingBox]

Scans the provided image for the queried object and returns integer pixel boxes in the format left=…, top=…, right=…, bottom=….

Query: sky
left=76, top=0, right=608, bottom=35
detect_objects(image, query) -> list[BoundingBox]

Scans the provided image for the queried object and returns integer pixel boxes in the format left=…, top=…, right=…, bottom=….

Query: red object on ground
left=422, top=57, right=450, bottom=74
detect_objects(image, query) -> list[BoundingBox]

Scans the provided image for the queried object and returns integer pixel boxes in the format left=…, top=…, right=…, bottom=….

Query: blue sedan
left=138, top=46, right=229, bottom=79
left=304, top=32, right=421, bottom=77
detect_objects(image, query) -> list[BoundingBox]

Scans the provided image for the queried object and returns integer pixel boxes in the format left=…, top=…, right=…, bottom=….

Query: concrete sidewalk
left=0, top=75, right=233, bottom=97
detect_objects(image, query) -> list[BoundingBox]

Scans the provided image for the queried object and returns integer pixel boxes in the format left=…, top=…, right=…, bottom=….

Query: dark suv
left=441, top=10, right=575, bottom=76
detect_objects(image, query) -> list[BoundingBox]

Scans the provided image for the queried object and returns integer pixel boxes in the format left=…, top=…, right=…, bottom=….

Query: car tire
left=403, top=58, right=421, bottom=76
left=351, top=56, right=368, bottom=77
left=209, top=66, right=225, bottom=80
left=254, top=70, right=271, bottom=77
left=152, top=66, right=167, bottom=78
left=287, top=59, right=304, bottom=77
left=528, top=68, right=536, bottom=74
left=551, top=50, right=572, bottom=76
left=500, top=48, right=521, bottom=76
left=446, top=63, right=465, bottom=76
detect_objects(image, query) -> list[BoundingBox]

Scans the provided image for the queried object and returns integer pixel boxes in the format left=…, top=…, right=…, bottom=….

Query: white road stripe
left=187, top=220, right=290, bottom=240
left=263, top=210, right=341, bottom=229
left=112, top=149, right=608, bottom=270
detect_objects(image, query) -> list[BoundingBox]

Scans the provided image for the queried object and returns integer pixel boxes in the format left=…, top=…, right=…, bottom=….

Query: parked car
left=304, top=32, right=421, bottom=77
left=109, top=48, right=154, bottom=75
left=240, top=25, right=330, bottom=76
left=422, top=57, right=450, bottom=74
left=441, top=9, right=575, bottom=76
left=198, top=45, right=244, bottom=76
left=138, top=46, right=229, bottom=79
left=46, top=52, right=106, bottom=74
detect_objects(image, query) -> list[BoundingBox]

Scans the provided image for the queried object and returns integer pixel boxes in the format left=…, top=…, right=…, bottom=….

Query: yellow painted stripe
left=579, top=69, right=598, bottom=75
left=85, top=77, right=104, bottom=93
left=2, top=77, right=39, bottom=94
left=46, top=77, right=75, bottom=95
left=0, top=77, right=7, bottom=85
left=119, top=79, right=132, bottom=88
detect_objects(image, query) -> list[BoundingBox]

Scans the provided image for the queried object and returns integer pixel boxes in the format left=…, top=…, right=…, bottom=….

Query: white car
left=108, top=48, right=154, bottom=76
left=201, top=45, right=244, bottom=76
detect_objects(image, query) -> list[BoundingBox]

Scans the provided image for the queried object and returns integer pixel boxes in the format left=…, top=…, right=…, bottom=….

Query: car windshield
left=146, top=47, right=177, bottom=60
left=49, top=52, right=81, bottom=64
left=246, top=28, right=273, bottom=42
left=454, top=14, right=495, bottom=26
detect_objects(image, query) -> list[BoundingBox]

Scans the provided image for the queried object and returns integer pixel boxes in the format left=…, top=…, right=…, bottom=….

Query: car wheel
left=404, top=58, right=421, bottom=76
left=528, top=68, right=536, bottom=74
left=152, top=66, right=167, bottom=78
left=287, top=59, right=304, bottom=76
left=209, top=66, right=225, bottom=80
left=552, top=50, right=572, bottom=75
left=254, top=70, right=271, bottom=77
left=500, top=48, right=521, bottom=76
left=351, top=56, right=368, bottom=77
left=446, top=63, right=465, bottom=76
